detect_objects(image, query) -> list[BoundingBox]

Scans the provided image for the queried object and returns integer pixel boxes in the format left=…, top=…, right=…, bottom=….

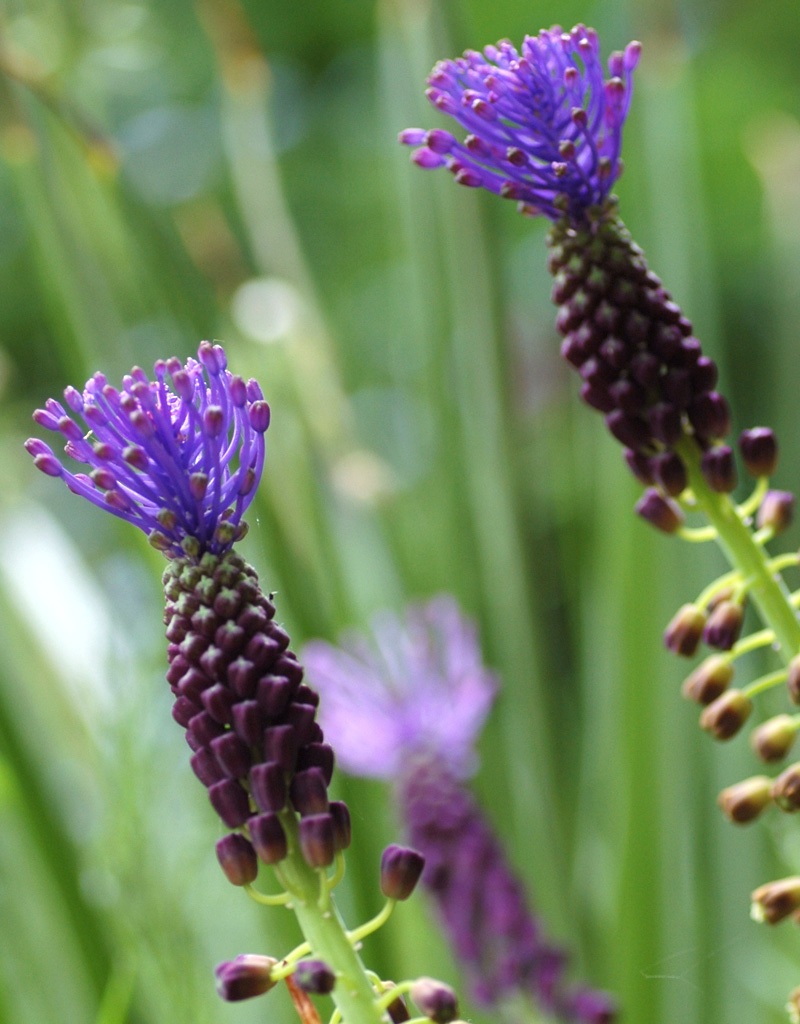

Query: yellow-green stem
left=274, top=812, right=386, bottom=1024
left=678, top=439, right=800, bottom=663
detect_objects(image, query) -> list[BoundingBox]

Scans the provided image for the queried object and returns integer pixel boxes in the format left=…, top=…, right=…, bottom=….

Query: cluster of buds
left=164, top=549, right=348, bottom=877
left=549, top=211, right=729, bottom=507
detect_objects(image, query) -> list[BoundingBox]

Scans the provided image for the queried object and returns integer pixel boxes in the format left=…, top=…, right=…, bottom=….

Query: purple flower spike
left=400, top=26, right=640, bottom=223
left=26, top=341, right=270, bottom=559
left=304, top=597, right=616, bottom=1020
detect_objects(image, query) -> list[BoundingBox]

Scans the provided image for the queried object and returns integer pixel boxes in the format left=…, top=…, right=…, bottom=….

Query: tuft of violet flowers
left=26, top=341, right=269, bottom=559
left=400, top=26, right=640, bottom=223
left=401, top=22, right=800, bottom=1019
left=304, top=596, right=617, bottom=1023
left=26, top=342, right=459, bottom=1024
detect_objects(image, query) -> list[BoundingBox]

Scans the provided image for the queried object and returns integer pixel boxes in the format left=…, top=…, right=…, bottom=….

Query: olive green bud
left=756, top=490, right=794, bottom=534
left=751, top=876, right=800, bottom=924
left=771, top=762, right=800, bottom=812
left=717, top=775, right=773, bottom=824
left=700, top=689, right=752, bottom=740
left=702, top=600, right=744, bottom=651
left=663, top=604, right=706, bottom=657
left=682, top=655, right=734, bottom=705
left=751, top=714, right=798, bottom=763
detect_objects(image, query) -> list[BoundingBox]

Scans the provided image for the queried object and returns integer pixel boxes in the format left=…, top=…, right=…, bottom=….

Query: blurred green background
left=2, top=0, right=800, bottom=1022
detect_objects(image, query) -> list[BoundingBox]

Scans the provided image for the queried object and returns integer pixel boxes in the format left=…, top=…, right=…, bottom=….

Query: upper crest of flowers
left=399, top=25, right=641, bottom=223
left=26, top=341, right=270, bottom=559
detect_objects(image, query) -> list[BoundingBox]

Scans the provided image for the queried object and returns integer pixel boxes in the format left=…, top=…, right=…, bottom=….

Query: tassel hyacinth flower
left=304, top=596, right=617, bottom=1023
left=401, top=23, right=800, bottom=1017
left=26, top=342, right=458, bottom=1024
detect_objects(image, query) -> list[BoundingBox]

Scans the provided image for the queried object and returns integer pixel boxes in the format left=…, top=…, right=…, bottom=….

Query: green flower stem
left=678, top=438, right=800, bottom=662
left=743, top=668, right=789, bottom=699
left=243, top=882, right=293, bottom=906
left=723, top=627, right=775, bottom=662
left=273, top=813, right=387, bottom=1024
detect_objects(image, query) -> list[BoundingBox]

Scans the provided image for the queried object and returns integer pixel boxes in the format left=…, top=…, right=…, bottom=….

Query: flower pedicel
left=26, top=342, right=458, bottom=1024
left=401, top=22, right=800, bottom=1018
left=304, top=596, right=617, bottom=1023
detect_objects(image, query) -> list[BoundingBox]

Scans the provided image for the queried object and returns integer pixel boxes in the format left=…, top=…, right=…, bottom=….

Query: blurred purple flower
left=399, top=25, right=640, bottom=223
left=303, top=597, right=616, bottom=1023
left=303, top=596, right=497, bottom=781
left=26, top=341, right=270, bottom=559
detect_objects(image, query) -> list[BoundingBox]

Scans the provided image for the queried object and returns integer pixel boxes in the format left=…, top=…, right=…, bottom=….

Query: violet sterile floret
left=302, top=596, right=497, bottom=781
left=399, top=25, right=640, bottom=222
left=25, top=341, right=270, bottom=559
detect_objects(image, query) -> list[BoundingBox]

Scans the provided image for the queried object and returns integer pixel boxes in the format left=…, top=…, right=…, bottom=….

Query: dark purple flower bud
left=189, top=710, right=225, bottom=747
left=401, top=27, right=639, bottom=223
left=717, top=776, right=772, bottom=825
left=293, top=960, right=337, bottom=995
left=739, top=427, right=778, bottom=477
left=648, top=402, right=682, bottom=447
left=702, top=600, right=743, bottom=651
left=263, top=724, right=297, bottom=772
left=623, top=449, right=654, bottom=485
left=215, top=955, right=277, bottom=1001
left=381, top=845, right=425, bottom=900
left=635, top=489, right=684, bottom=534
left=629, top=351, right=660, bottom=387
left=250, top=762, right=286, bottom=813
left=691, top=355, right=718, bottom=392
left=608, top=378, right=645, bottom=414
left=290, top=767, right=329, bottom=816
left=651, top=451, right=687, bottom=497
left=756, top=490, right=794, bottom=534
left=580, top=382, right=615, bottom=413
left=190, top=747, right=226, bottom=787
left=285, top=703, right=317, bottom=746
left=330, top=800, right=352, bottom=851
left=297, top=743, right=335, bottom=784
left=211, top=732, right=252, bottom=779
left=689, top=391, right=731, bottom=440
left=172, top=696, right=201, bottom=728
left=298, top=813, right=336, bottom=868
left=209, top=779, right=252, bottom=827
left=606, top=410, right=650, bottom=450
left=410, top=978, right=459, bottom=1024
left=663, top=604, right=706, bottom=657
left=661, top=368, right=691, bottom=408
left=257, top=675, right=293, bottom=716
left=248, top=813, right=288, bottom=864
left=232, top=700, right=263, bottom=745
left=216, top=833, right=258, bottom=885
left=681, top=655, right=734, bottom=705
left=699, top=689, right=752, bottom=740
left=702, top=448, right=737, bottom=496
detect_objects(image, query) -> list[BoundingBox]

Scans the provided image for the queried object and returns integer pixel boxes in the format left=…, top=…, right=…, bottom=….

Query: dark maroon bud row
left=163, top=550, right=345, bottom=877
left=547, top=214, right=747, bottom=501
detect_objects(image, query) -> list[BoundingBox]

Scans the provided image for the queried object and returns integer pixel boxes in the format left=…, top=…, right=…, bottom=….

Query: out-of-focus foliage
left=2, top=0, right=800, bottom=1022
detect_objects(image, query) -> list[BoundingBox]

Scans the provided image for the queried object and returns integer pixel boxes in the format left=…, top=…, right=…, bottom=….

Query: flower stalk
left=676, top=437, right=800, bottom=661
